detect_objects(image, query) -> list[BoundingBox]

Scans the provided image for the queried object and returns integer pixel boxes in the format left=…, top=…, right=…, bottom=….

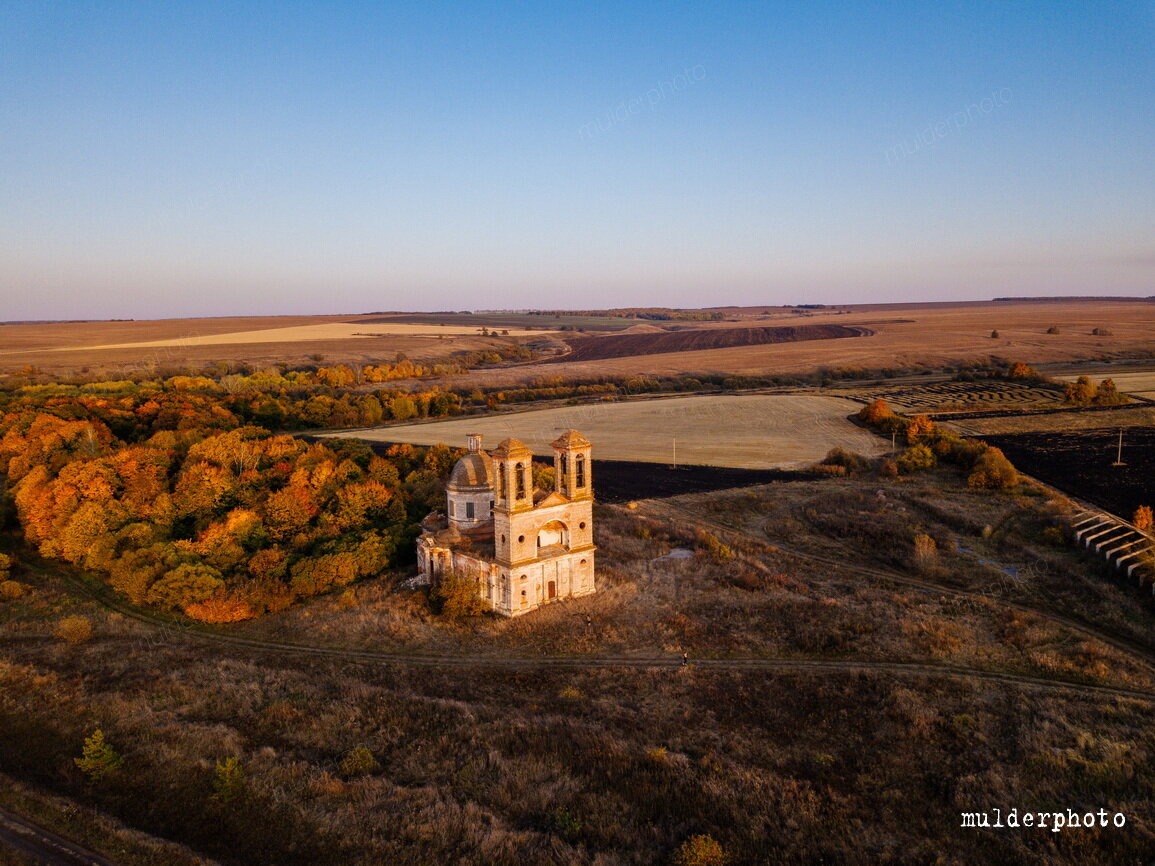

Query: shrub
left=184, top=594, right=255, bottom=623
left=1134, top=506, right=1153, bottom=532
left=1092, top=327, right=1113, bottom=336
left=673, top=834, right=729, bottom=866
left=990, top=329, right=999, bottom=338
left=878, top=457, right=898, bottom=478
left=0, top=552, right=10, bottom=578
left=1093, top=378, right=1128, bottom=406
left=858, top=398, right=894, bottom=426
left=1046, top=325, right=1060, bottom=334
left=431, top=571, right=489, bottom=618
left=897, top=444, right=935, bottom=474
left=74, top=729, right=123, bottom=781
left=211, top=756, right=246, bottom=803
left=905, top=414, right=935, bottom=445
left=821, top=447, right=871, bottom=474
left=1007, top=361, right=1039, bottom=380
left=967, top=447, right=1017, bottom=489
left=810, top=463, right=847, bottom=477
left=646, top=746, right=670, bottom=764
left=55, top=615, right=93, bottom=643
left=339, top=746, right=380, bottom=777
left=553, top=806, right=582, bottom=838
left=697, top=531, right=734, bottom=561
left=0, top=579, right=24, bottom=600
left=912, top=534, right=938, bottom=567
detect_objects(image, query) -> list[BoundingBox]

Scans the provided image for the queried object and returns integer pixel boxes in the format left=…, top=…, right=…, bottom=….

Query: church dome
left=448, top=452, right=494, bottom=489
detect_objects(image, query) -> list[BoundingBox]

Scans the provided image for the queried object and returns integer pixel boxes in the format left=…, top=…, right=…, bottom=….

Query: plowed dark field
left=984, top=428, right=1155, bottom=518
left=548, top=324, right=872, bottom=363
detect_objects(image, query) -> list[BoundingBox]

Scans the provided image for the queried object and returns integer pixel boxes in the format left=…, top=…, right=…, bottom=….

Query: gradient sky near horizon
left=2, top=1, right=1153, bottom=321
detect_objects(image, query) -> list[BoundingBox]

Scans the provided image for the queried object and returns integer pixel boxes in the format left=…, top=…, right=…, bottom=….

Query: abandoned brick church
left=416, top=430, right=596, bottom=616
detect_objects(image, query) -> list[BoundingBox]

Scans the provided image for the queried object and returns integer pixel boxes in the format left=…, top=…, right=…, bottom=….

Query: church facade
left=415, top=430, right=596, bottom=616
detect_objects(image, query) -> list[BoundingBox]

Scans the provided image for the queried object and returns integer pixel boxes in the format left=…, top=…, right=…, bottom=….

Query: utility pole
left=1112, top=427, right=1126, bottom=467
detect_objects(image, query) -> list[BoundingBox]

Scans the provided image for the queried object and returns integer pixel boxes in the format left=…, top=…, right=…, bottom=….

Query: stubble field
left=4, top=299, right=1155, bottom=384
left=323, top=394, right=890, bottom=469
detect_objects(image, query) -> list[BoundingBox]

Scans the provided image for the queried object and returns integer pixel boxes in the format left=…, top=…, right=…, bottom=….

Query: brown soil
left=549, top=324, right=870, bottom=363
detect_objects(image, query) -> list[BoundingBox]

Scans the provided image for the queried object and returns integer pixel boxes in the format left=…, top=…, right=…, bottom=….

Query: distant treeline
left=527, top=308, right=727, bottom=321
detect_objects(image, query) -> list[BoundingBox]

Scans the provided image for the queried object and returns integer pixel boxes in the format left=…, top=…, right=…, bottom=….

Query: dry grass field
left=0, top=314, right=521, bottom=374
left=438, top=299, right=1155, bottom=388
left=322, top=394, right=889, bottom=468
left=4, top=299, right=1154, bottom=382
left=961, top=405, right=1155, bottom=436
left=3, top=466, right=1155, bottom=864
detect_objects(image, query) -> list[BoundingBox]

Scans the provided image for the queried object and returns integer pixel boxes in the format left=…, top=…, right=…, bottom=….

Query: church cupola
left=551, top=429, right=592, bottom=501
left=490, top=437, right=534, bottom=513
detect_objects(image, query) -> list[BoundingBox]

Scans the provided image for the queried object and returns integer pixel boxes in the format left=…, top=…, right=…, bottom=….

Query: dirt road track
left=48, top=560, right=1155, bottom=704
left=0, top=806, right=118, bottom=866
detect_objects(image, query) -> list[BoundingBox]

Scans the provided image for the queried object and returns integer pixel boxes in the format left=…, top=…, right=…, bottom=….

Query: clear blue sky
left=2, top=1, right=1153, bottom=320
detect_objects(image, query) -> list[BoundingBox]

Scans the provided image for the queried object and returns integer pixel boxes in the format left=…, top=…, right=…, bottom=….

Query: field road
left=42, top=556, right=1155, bottom=706
left=0, top=805, right=119, bottom=866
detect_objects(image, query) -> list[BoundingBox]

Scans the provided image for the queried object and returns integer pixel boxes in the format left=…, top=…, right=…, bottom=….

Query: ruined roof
left=447, top=452, right=494, bottom=489
left=551, top=429, right=591, bottom=449
left=491, top=437, right=533, bottom=458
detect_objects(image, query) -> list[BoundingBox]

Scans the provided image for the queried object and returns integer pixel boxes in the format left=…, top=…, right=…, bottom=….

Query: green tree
left=212, top=756, right=247, bottom=803
left=74, top=729, right=123, bottom=781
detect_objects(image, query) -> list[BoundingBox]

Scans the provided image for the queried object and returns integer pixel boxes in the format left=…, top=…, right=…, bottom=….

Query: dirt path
left=46, top=560, right=1155, bottom=705
left=0, top=806, right=119, bottom=866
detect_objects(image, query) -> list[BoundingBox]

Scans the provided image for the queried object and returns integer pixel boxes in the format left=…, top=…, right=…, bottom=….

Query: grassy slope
left=0, top=467, right=1154, bottom=864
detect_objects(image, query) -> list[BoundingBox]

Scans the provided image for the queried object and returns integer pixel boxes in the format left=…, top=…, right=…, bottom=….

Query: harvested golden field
left=960, top=405, right=1155, bottom=436
left=323, top=394, right=889, bottom=468
left=441, top=300, right=1155, bottom=388
left=6, top=299, right=1155, bottom=381
left=0, top=314, right=524, bottom=374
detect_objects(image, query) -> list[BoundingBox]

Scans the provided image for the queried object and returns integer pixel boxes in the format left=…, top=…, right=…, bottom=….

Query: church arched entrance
left=536, top=520, right=569, bottom=552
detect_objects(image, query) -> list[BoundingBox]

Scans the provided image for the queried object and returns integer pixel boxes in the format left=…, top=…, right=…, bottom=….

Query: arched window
left=515, top=462, right=526, bottom=499
left=498, top=468, right=506, bottom=500
left=575, top=454, right=586, bottom=488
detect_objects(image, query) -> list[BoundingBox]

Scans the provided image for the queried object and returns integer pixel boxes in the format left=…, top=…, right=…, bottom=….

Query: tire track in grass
left=38, top=555, right=1155, bottom=705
